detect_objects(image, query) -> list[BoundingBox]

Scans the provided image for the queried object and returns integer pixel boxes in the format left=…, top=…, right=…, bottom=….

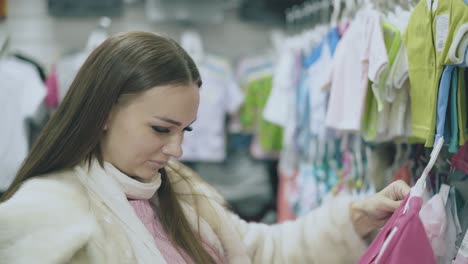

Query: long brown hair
left=1, top=31, right=214, bottom=263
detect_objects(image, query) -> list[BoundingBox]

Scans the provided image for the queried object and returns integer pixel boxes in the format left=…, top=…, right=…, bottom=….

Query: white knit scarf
left=73, top=159, right=166, bottom=264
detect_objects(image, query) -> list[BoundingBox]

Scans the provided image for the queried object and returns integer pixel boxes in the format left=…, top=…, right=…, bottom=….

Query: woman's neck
left=103, top=162, right=162, bottom=200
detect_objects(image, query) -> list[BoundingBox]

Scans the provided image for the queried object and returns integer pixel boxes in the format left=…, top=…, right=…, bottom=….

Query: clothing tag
left=436, top=14, right=449, bottom=52
left=439, top=184, right=450, bottom=205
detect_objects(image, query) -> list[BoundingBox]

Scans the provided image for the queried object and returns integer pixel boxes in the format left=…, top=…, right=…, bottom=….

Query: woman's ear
left=103, top=107, right=117, bottom=132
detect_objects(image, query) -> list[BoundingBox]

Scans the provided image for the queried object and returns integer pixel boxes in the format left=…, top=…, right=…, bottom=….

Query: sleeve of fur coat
left=230, top=195, right=368, bottom=264
left=0, top=176, right=97, bottom=264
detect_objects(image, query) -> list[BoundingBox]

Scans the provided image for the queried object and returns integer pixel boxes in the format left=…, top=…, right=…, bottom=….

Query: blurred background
left=2, top=0, right=300, bottom=67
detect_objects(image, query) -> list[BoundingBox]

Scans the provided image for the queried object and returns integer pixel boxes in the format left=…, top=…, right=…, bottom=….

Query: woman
left=0, top=31, right=410, bottom=264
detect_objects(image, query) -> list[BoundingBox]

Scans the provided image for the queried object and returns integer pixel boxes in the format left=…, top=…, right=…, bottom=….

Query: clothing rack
left=274, top=0, right=468, bottom=220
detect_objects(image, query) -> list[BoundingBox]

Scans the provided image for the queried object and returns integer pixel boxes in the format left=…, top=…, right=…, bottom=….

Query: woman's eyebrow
left=152, top=116, right=182, bottom=126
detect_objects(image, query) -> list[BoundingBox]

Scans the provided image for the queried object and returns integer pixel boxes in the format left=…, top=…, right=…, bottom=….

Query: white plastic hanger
left=404, top=138, right=445, bottom=213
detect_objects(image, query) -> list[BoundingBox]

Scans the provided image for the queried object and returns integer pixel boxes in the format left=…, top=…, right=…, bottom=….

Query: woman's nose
left=162, top=135, right=183, bottom=159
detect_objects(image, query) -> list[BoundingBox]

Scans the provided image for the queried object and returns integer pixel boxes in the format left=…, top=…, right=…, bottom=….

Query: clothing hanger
left=85, top=17, right=111, bottom=53
left=404, top=138, right=445, bottom=214
left=330, top=0, right=342, bottom=27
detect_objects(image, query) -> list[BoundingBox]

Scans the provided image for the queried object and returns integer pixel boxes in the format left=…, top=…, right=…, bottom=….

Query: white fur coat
left=0, top=161, right=367, bottom=263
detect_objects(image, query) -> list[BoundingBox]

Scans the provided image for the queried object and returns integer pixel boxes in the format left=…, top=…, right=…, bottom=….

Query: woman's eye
left=152, top=126, right=170, bottom=133
left=184, top=126, right=193, bottom=132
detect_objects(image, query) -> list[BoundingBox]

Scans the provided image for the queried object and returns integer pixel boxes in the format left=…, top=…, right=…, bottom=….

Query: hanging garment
left=240, top=74, right=283, bottom=157
left=262, top=46, right=301, bottom=197
left=437, top=0, right=468, bottom=67
left=419, top=193, right=447, bottom=261
left=0, top=57, right=47, bottom=191
left=385, top=40, right=412, bottom=141
left=386, top=80, right=412, bottom=140
left=374, top=21, right=402, bottom=112
left=404, top=0, right=437, bottom=146
left=181, top=59, right=244, bottom=162
left=360, top=139, right=445, bottom=263
left=323, top=8, right=388, bottom=132
left=435, top=65, right=456, bottom=143
left=448, top=67, right=460, bottom=153
left=404, top=0, right=441, bottom=146
left=362, top=21, right=402, bottom=142
left=263, top=45, right=301, bottom=130
left=435, top=0, right=468, bottom=147
left=358, top=194, right=436, bottom=264
left=309, top=28, right=339, bottom=139
left=443, top=186, right=463, bottom=263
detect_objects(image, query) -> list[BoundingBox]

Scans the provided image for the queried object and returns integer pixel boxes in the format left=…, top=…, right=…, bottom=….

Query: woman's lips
left=148, top=160, right=167, bottom=169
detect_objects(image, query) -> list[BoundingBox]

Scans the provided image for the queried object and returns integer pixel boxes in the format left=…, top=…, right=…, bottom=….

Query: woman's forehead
left=128, top=84, right=199, bottom=122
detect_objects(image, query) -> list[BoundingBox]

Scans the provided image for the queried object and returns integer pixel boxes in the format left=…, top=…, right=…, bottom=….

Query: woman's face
left=101, top=83, right=199, bottom=181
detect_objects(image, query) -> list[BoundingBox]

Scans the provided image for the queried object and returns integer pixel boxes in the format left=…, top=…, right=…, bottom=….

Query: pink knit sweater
left=129, top=199, right=224, bottom=263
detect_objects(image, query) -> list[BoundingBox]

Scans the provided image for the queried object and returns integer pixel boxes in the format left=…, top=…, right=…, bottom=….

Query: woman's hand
left=350, top=180, right=411, bottom=238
